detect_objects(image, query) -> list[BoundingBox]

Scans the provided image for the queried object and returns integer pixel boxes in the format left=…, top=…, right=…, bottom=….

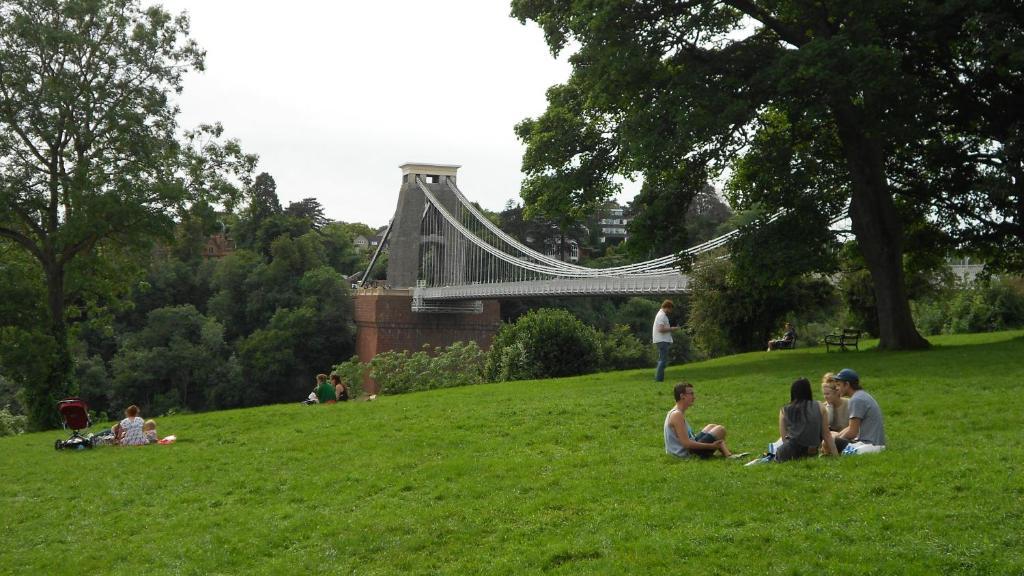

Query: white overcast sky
left=154, top=0, right=591, bottom=228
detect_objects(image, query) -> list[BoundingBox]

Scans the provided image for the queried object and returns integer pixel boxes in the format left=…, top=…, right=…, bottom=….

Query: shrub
left=910, top=278, right=1024, bottom=336
left=0, top=405, right=27, bottom=437
left=596, top=325, right=653, bottom=371
left=484, top=308, right=600, bottom=381
left=911, top=299, right=948, bottom=336
left=369, top=348, right=431, bottom=395
left=367, top=342, right=486, bottom=395
left=429, top=341, right=486, bottom=389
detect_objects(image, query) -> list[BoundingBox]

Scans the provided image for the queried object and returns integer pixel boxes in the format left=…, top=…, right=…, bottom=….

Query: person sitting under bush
left=767, top=322, right=797, bottom=351
left=315, top=373, right=336, bottom=404
left=331, top=374, right=350, bottom=402
left=664, top=382, right=738, bottom=459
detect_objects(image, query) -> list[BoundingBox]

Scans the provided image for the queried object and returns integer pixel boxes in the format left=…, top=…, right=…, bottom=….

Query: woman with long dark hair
left=331, top=373, right=350, bottom=402
left=776, top=378, right=837, bottom=462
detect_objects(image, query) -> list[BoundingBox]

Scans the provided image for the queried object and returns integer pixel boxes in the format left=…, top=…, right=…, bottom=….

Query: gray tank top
left=664, top=408, right=693, bottom=458
left=783, top=401, right=821, bottom=448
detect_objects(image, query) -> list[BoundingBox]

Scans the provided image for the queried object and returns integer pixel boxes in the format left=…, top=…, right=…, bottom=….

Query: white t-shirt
left=652, top=309, right=673, bottom=343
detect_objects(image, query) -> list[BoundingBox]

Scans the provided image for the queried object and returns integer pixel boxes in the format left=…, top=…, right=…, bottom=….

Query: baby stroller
left=55, top=397, right=93, bottom=450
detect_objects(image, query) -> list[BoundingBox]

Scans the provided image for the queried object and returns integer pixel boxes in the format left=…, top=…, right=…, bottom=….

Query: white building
left=598, top=203, right=630, bottom=244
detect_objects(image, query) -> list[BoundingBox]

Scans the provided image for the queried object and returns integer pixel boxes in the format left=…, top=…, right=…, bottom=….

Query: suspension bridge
left=360, top=163, right=738, bottom=312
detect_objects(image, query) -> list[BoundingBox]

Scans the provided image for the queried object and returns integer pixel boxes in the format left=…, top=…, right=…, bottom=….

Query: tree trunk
left=31, top=258, right=74, bottom=429
left=833, top=105, right=930, bottom=350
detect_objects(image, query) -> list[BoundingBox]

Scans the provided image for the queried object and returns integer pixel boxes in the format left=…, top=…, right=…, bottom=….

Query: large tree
left=513, top=0, right=1022, bottom=350
left=0, top=0, right=225, bottom=426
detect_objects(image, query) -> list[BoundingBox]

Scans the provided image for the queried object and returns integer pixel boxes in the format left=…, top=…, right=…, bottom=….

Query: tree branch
left=721, top=0, right=806, bottom=47
left=0, top=226, right=45, bottom=262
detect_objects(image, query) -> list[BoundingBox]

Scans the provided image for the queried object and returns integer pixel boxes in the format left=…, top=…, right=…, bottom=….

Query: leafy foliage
left=485, top=308, right=600, bottom=381
left=109, top=305, right=240, bottom=415
left=912, top=278, right=1024, bottom=336
left=688, top=257, right=838, bottom=357
left=237, top=265, right=355, bottom=404
left=285, top=198, right=330, bottom=231
left=0, top=0, right=255, bottom=427
left=0, top=405, right=26, bottom=437
left=368, top=342, right=486, bottom=395
left=595, top=325, right=653, bottom=371
left=511, top=0, right=1022, bottom=349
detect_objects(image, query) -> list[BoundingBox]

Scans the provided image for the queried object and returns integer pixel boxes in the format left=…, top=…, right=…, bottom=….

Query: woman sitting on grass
left=776, top=378, right=837, bottom=462
left=331, top=374, right=350, bottom=402
left=115, top=405, right=148, bottom=446
left=820, top=373, right=850, bottom=433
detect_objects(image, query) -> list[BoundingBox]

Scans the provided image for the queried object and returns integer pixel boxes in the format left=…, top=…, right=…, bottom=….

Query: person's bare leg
left=703, top=424, right=733, bottom=457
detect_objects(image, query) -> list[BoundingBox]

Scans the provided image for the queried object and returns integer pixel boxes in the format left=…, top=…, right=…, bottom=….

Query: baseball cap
left=833, top=368, right=859, bottom=383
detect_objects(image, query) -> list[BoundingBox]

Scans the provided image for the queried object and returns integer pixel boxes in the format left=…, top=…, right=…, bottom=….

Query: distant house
left=370, top=227, right=387, bottom=249
left=203, top=233, right=236, bottom=259
left=353, top=235, right=370, bottom=251
left=544, top=237, right=580, bottom=263
left=598, top=202, right=630, bottom=244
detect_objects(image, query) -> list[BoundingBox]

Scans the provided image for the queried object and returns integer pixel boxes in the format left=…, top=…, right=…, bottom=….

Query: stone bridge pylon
left=352, top=163, right=501, bottom=392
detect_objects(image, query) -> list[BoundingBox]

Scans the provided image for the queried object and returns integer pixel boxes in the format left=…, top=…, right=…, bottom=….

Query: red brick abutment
left=353, top=289, right=501, bottom=394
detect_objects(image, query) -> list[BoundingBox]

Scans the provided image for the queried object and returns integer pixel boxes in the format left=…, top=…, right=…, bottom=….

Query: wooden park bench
left=825, top=328, right=861, bottom=352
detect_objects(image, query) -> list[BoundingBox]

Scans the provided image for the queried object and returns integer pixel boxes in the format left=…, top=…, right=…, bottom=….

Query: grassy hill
left=2, top=331, right=1023, bottom=575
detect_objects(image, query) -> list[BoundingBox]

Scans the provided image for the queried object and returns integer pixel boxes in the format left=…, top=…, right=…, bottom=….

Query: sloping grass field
left=2, top=331, right=1023, bottom=575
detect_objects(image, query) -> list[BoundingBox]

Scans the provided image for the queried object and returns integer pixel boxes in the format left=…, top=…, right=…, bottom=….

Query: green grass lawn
left=2, top=331, right=1023, bottom=575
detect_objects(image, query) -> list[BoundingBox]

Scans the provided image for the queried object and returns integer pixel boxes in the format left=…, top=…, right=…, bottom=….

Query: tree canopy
left=512, top=0, right=1022, bottom=350
left=0, top=0, right=250, bottom=426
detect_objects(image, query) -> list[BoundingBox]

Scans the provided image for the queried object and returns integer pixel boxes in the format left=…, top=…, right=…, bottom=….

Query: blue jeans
left=655, top=341, right=671, bottom=382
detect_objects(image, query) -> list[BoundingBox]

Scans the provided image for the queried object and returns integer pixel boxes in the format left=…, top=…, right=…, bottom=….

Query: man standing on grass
left=832, top=368, right=887, bottom=451
left=664, top=382, right=737, bottom=458
left=653, top=299, right=681, bottom=382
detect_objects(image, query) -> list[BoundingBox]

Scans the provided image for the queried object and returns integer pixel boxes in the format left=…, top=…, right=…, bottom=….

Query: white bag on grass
left=842, top=441, right=886, bottom=455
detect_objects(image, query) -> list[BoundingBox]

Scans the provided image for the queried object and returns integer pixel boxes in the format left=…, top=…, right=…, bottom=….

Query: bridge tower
left=353, top=163, right=500, bottom=392
left=386, top=162, right=464, bottom=288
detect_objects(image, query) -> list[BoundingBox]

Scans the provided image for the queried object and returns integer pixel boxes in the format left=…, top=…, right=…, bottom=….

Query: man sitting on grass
left=664, top=382, right=737, bottom=459
left=831, top=368, right=887, bottom=451
left=315, top=373, right=336, bottom=404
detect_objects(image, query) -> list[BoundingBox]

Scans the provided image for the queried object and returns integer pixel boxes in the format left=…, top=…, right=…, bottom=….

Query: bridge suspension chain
left=415, top=176, right=851, bottom=288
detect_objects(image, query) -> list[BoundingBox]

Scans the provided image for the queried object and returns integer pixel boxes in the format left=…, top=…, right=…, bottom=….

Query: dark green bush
left=484, top=308, right=600, bottom=381
left=596, top=325, right=653, bottom=371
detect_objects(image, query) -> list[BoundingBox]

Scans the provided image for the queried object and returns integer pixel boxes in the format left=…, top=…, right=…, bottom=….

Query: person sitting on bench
left=768, top=322, right=797, bottom=351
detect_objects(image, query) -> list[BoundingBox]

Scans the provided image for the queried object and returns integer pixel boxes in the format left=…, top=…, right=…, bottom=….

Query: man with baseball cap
left=831, top=368, right=887, bottom=451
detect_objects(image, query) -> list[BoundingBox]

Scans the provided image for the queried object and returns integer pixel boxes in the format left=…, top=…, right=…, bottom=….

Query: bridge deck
left=414, top=275, right=690, bottom=301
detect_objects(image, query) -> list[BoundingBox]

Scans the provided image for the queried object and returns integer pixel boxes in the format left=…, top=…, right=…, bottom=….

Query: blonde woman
left=821, top=373, right=850, bottom=433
